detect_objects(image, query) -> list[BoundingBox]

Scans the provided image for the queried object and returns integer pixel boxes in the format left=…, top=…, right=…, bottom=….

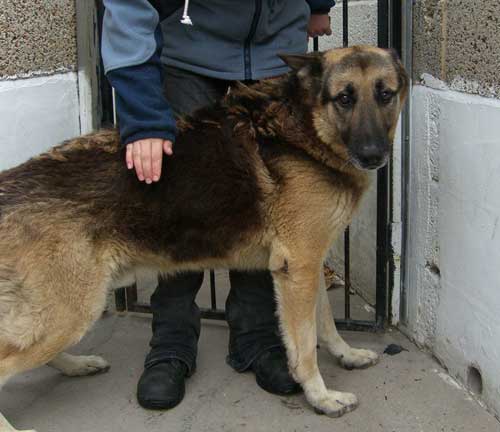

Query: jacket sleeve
left=102, top=0, right=176, bottom=145
left=306, top=0, right=336, bottom=14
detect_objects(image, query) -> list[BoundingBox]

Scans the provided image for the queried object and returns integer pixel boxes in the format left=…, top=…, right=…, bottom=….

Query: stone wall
left=413, top=0, right=500, bottom=98
left=0, top=0, right=77, bottom=78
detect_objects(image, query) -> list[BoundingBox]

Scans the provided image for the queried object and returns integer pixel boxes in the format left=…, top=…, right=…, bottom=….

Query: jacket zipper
left=244, top=0, right=262, bottom=80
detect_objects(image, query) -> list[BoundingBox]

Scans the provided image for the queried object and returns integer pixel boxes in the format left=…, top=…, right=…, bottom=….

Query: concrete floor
left=2, top=275, right=500, bottom=432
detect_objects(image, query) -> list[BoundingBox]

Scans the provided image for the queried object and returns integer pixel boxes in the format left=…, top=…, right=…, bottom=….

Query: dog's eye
left=337, top=94, right=353, bottom=108
left=380, top=90, right=394, bottom=104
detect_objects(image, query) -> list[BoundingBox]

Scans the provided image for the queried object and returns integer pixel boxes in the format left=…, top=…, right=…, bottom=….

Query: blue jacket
left=102, top=0, right=335, bottom=145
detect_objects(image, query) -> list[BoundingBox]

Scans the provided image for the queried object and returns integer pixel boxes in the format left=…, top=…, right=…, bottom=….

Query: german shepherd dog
left=0, top=46, right=407, bottom=431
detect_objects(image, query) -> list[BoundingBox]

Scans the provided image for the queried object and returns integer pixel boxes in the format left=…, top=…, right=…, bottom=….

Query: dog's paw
left=339, top=348, right=379, bottom=370
left=313, top=390, right=358, bottom=418
left=60, top=355, right=110, bottom=377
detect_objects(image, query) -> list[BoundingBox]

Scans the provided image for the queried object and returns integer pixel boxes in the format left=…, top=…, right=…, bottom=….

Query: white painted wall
left=0, top=73, right=81, bottom=171
left=404, top=83, right=500, bottom=416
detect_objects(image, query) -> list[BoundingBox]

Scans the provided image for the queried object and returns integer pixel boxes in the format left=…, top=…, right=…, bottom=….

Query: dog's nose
left=356, top=144, right=386, bottom=169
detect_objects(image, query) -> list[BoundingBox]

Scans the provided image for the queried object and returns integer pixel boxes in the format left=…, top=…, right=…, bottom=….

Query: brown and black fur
left=0, top=46, right=408, bottom=430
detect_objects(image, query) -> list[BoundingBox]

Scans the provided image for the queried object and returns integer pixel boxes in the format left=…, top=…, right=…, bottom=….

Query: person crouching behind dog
left=101, top=0, right=334, bottom=410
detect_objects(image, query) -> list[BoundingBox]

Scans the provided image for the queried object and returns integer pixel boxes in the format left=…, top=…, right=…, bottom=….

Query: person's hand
left=308, top=14, right=332, bottom=38
left=126, top=138, right=173, bottom=183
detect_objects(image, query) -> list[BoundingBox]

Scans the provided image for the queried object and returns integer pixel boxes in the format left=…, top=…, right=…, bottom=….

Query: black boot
left=137, top=359, right=188, bottom=410
left=252, top=347, right=302, bottom=395
left=138, top=272, right=204, bottom=410
left=225, top=270, right=302, bottom=396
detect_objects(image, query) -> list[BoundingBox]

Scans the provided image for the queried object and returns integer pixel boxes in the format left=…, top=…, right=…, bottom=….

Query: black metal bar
left=126, top=302, right=154, bottom=315
left=377, top=0, right=390, bottom=48
left=200, top=308, right=226, bottom=321
left=344, top=228, right=351, bottom=320
left=399, top=0, right=412, bottom=325
left=210, top=270, right=217, bottom=310
left=335, top=319, right=382, bottom=333
left=125, top=301, right=226, bottom=321
left=387, top=0, right=402, bottom=323
left=115, top=288, right=126, bottom=312
left=343, top=0, right=349, bottom=47
left=375, top=0, right=390, bottom=329
left=96, top=1, right=114, bottom=127
left=391, top=0, right=402, bottom=55
left=116, top=278, right=227, bottom=321
left=341, top=0, right=351, bottom=322
left=375, top=169, right=389, bottom=328
left=126, top=283, right=138, bottom=309
left=313, top=36, right=319, bottom=52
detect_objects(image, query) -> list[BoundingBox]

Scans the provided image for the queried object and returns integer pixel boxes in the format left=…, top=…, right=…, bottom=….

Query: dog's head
left=280, top=46, right=408, bottom=170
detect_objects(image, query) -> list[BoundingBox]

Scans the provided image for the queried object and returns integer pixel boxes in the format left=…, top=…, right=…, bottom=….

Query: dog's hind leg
left=47, top=352, right=110, bottom=377
left=316, top=272, right=379, bottom=370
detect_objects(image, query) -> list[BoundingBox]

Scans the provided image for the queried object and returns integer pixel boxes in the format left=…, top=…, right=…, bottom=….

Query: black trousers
left=145, top=66, right=282, bottom=374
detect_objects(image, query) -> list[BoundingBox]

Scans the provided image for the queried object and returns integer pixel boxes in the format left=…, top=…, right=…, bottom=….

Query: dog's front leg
left=316, top=273, right=379, bottom=369
left=271, top=256, right=358, bottom=417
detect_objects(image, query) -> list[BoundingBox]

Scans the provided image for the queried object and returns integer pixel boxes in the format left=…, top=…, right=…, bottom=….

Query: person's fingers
left=325, top=16, right=332, bottom=35
left=140, top=140, right=153, bottom=184
left=133, top=142, right=144, bottom=181
left=128, top=139, right=172, bottom=183
left=163, top=140, right=173, bottom=155
left=151, top=139, right=163, bottom=182
left=126, top=144, right=133, bottom=169
left=307, top=24, right=315, bottom=38
left=308, top=15, right=331, bottom=38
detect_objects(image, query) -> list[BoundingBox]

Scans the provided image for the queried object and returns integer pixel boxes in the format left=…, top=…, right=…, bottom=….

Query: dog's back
left=0, top=112, right=268, bottom=253
left=0, top=96, right=280, bottom=355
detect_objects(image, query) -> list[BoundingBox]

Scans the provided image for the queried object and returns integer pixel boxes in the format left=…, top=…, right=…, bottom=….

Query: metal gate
left=98, top=0, right=404, bottom=332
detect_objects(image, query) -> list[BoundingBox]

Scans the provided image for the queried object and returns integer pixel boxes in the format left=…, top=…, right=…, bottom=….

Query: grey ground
left=2, top=272, right=499, bottom=432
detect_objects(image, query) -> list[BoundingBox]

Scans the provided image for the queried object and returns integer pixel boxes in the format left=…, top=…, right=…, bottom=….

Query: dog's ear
left=279, top=52, right=324, bottom=90
left=279, top=52, right=323, bottom=74
left=386, top=48, right=409, bottom=104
